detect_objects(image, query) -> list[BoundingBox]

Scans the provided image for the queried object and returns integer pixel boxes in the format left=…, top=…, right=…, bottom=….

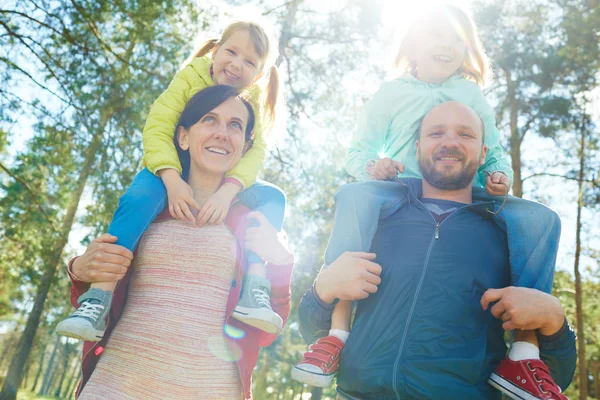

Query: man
left=298, top=102, right=576, bottom=399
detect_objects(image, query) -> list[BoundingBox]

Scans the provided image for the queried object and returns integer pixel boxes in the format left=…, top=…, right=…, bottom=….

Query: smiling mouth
left=433, top=55, right=452, bottom=63
left=224, top=69, right=239, bottom=80
left=206, top=146, right=230, bottom=155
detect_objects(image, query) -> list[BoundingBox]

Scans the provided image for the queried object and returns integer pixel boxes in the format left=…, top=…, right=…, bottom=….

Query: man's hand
left=486, top=171, right=511, bottom=196
left=373, top=158, right=405, bottom=180
left=71, top=234, right=133, bottom=283
left=315, top=252, right=382, bottom=304
left=480, top=286, right=565, bottom=336
left=160, top=168, right=201, bottom=223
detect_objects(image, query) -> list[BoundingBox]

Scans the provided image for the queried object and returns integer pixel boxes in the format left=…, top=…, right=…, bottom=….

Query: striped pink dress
left=79, top=220, right=243, bottom=399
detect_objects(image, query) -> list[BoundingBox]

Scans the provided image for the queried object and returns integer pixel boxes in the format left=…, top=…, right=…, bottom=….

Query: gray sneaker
left=55, top=288, right=113, bottom=342
left=232, top=275, right=283, bottom=334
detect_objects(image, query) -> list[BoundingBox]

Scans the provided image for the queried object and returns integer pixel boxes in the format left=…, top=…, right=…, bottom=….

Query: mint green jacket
left=345, top=75, right=513, bottom=187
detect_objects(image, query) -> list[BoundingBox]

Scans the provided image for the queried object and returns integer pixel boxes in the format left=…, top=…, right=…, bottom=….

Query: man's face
left=416, top=102, right=488, bottom=190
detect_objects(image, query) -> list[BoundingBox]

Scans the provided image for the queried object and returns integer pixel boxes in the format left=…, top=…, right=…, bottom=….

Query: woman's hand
left=160, top=169, right=200, bottom=223
left=244, top=211, right=292, bottom=265
left=486, top=171, right=511, bottom=196
left=196, top=182, right=240, bottom=225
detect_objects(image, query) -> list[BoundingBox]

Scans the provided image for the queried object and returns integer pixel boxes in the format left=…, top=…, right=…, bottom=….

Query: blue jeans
left=108, top=168, right=286, bottom=265
left=324, top=180, right=560, bottom=293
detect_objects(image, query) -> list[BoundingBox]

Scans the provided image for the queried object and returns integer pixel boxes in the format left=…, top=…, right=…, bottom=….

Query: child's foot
left=232, top=275, right=282, bottom=334
left=488, top=357, right=568, bottom=399
left=292, top=335, right=344, bottom=388
left=55, top=288, right=113, bottom=342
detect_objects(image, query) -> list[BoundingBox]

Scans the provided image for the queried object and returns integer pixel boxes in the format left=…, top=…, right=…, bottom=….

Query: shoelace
left=72, top=301, right=105, bottom=321
left=252, top=289, right=273, bottom=309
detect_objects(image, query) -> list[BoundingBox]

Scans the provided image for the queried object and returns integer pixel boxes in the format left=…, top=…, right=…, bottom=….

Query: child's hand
left=373, top=158, right=405, bottom=180
left=486, top=172, right=511, bottom=196
left=244, top=211, right=292, bottom=265
left=196, top=183, right=238, bottom=225
left=162, top=171, right=200, bottom=223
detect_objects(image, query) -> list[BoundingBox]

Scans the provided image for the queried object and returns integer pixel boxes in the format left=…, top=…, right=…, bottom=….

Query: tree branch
left=0, top=162, right=59, bottom=232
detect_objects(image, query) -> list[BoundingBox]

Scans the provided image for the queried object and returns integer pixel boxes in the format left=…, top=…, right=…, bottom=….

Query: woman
left=66, top=86, right=293, bottom=399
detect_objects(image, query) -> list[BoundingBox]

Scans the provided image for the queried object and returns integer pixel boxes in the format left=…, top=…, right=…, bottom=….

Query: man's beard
left=419, top=148, right=480, bottom=190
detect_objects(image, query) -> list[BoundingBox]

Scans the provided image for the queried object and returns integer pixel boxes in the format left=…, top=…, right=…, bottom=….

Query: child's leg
left=56, top=168, right=167, bottom=341
left=509, top=330, right=540, bottom=361
left=87, top=168, right=168, bottom=291
left=233, top=180, right=286, bottom=333
left=324, top=180, right=407, bottom=265
left=475, top=190, right=566, bottom=397
left=330, top=300, right=352, bottom=337
left=473, top=189, right=561, bottom=293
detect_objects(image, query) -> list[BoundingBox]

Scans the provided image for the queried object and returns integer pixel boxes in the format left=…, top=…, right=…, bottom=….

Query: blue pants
left=324, top=180, right=560, bottom=293
left=108, top=168, right=286, bottom=265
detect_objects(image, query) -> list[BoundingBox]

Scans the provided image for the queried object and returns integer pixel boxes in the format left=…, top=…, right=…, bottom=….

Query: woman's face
left=177, top=96, right=249, bottom=176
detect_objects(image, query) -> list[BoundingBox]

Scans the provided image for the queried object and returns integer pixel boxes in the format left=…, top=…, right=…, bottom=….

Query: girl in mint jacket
left=56, top=21, right=287, bottom=343
left=293, top=5, right=565, bottom=400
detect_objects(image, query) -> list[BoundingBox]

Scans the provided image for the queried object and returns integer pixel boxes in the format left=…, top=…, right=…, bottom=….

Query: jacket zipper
left=391, top=199, right=493, bottom=399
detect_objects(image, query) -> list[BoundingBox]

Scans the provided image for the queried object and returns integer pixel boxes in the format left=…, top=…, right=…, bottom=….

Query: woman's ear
left=178, top=126, right=190, bottom=151
left=242, top=139, right=253, bottom=155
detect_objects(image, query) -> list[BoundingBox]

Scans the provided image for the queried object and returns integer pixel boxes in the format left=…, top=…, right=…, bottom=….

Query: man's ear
left=178, top=126, right=189, bottom=151
left=479, top=145, right=488, bottom=166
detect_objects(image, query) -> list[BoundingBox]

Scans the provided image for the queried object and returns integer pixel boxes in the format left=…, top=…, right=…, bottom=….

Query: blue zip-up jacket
left=299, top=179, right=577, bottom=399
left=345, top=75, right=513, bottom=187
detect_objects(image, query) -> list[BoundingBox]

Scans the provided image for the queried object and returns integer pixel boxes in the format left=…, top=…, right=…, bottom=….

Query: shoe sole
left=232, top=307, right=282, bottom=334
left=488, top=373, right=542, bottom=400
left=55, top=319, right=104, bottom=342
left=291, top=365, right=335, bottom=388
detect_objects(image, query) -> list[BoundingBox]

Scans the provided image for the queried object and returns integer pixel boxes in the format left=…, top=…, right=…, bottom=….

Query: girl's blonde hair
left=393, top=4, right=491, bottom=87
left=192, top=21, right=280, bottom=134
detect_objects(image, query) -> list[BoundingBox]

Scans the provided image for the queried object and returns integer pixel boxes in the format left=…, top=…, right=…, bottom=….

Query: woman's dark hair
left=174, top=85, right=255, bottom=177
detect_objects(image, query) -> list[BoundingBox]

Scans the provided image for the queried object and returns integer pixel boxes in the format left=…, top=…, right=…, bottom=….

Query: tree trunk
left=592, top=361, right=599, bottom=399
left=574, top=110, right=587, bottom=400
left=30, top=348, right=46, bottom=392
left=62, top=359, right=81, bottom=399
left=54, top=342, right=72, bottom=397
left=62, top=357, right=80, bottom=400
left=505, top=70, right=523, bottom=198
left=310, top=386, right=322, bottom=399
left=0, top=115, right=109, bottom=400
left=39, top=336, right=60, bottom=396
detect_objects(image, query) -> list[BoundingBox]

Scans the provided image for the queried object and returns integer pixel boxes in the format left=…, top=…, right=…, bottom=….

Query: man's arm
left=298, top=283, right=336, bottom=344
left=481, top=287, right=577, bottom=390
left=537, top=318, right=577, bottom=391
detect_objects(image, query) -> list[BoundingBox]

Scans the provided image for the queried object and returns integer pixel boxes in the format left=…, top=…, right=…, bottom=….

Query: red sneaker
left=489, top=357, right=568, bottom=399
left=291, top=335, right=344, bottom=387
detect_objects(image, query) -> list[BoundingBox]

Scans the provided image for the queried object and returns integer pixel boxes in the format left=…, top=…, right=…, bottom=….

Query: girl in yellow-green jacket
left=56, top=21, right=289, bottom=342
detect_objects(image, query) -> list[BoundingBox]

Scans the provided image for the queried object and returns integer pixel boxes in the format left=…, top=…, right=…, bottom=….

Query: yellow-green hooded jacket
left=142, top=56, right=266, bottom=189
